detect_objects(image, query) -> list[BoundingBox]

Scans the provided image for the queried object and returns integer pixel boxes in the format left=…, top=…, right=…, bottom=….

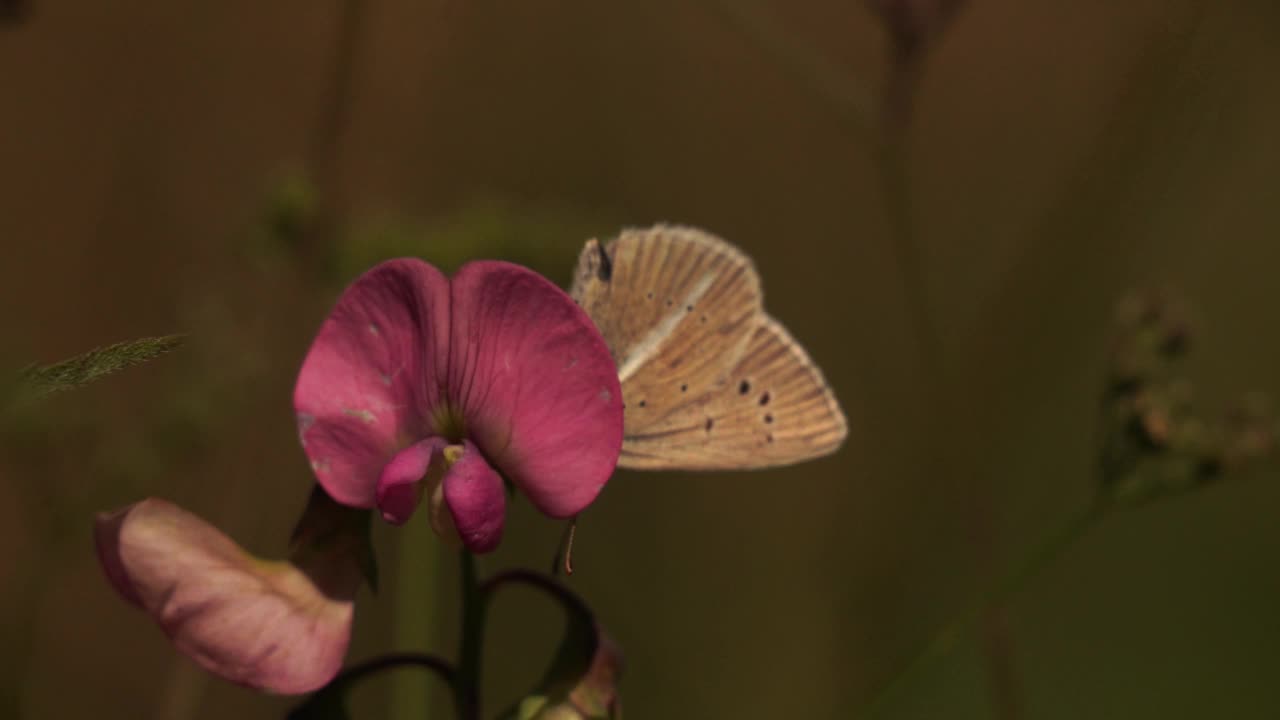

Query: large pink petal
left=447, top=261, right=623, bottom=517
left=94, top=499, right=360, bottom=694
left=294, top=259, right=450, bottom=508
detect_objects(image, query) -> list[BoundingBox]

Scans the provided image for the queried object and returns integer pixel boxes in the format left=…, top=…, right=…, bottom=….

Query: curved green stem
left=858, top=501, right=1107, bottom=718
left=876, top=132, right=940, bottom=391
left=482, top=569, right=588, bottom=613
left=452, top=560, right=597, bottom=720
left=455, top=550, right=484, bottom=720
left=288, top=652, right=459, bottom=720
left=333, top=652, right=459, bottom=691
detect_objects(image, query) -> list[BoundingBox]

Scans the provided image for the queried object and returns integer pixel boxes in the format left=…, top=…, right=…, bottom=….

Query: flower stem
left=391, top=521, right=440, bottom=720
left=299, top=0, right=366, bottom=271
left=876, top=131, right=940, bottom=390
left=482, top=568, right=586, bottom=612
left=857, top=500, right=1107, bottom=718
left=455, top=550, right=485, bottom=720
left=706, top=0, right=875, bottom=136
left=289, top=652, right=459, bottom=719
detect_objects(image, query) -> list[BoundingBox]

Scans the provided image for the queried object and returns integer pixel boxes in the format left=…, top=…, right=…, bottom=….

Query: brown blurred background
left=3, top=0, right=1280, bottom=718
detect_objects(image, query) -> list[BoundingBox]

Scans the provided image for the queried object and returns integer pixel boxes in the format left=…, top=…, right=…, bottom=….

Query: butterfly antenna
left=551, top=516, right=579, bottom=577
left=564, top=519, right=577, bottom=575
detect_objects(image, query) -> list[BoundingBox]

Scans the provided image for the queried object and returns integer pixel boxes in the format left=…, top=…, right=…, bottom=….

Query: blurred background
left=3, top=0, right=1280, bottom=718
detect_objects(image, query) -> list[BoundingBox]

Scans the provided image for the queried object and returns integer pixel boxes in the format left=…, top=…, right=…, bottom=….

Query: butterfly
left=569, top=225, right=847, bottom=470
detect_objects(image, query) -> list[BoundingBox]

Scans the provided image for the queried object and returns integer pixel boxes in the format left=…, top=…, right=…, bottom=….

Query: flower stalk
left=456, top=550, right=485, bottom=720
left=858, top=499, right=1106, bottom=718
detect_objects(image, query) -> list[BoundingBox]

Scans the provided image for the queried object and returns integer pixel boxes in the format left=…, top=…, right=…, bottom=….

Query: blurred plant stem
left=392, top=520, right=442, bottom=720
left=0, top=569, right=51, bottom=718
left=877, top=120, right=1026, bottom=718
left=709, top=3, right=1027, bottom=713
left=154, top=658, right=210, bottom=720
left=858, top=499, right=1106, bottom=719
left=876, top=130, right=940, bottom=398
left=866, top=9, right=1030, bottom=711
left=707, top=0, right=875, bottom=136
left=297, top=0, right=367, bottom=274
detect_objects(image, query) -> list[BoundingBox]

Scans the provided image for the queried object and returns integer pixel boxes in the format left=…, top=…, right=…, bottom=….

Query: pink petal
left=442, top=440, right=507, bottom=553
left=447, top=261, right=623, bottom=517
left=294, top=259, right=450, bottom=508
left=94, top=499, right=360, bottom=694
left=375, top=436, right=447, bottom=526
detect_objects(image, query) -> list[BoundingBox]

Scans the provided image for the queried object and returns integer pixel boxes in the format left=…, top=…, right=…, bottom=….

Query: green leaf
left=11, top=334, right=185, bottom=404
left=289, top=485, right=379, bottom=594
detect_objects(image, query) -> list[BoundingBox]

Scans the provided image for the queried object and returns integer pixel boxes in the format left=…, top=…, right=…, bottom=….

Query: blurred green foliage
left=332, top=199, right=605, bottom=285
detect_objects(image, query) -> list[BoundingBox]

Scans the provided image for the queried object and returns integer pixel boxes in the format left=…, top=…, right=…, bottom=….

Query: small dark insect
left=739, top=380, right=751, bottom=395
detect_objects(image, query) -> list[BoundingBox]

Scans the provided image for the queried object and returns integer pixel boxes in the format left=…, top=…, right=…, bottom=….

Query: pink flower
left=294, top=259, right=624, bottom=552
left=92, top=259, right=620, bottom=694
left=94, top=490, right=372, bottom=694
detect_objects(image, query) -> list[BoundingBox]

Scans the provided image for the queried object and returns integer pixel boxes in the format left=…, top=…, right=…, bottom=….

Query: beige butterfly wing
left=571, top=225, right=847, bottom=470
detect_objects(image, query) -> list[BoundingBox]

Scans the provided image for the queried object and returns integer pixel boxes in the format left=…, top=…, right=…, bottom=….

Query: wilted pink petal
left=94, top=499, right=361, bottom=694
left=376, top=436, right=448, bottom=526
left=447, top=261, right=623, bottom=517
left=294, top=259, right=450, bottom=508
left=441, top=439, right=507, bottom=553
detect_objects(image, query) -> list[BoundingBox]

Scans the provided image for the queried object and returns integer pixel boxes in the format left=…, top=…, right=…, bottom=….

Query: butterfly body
left=571, top=225, right=847, bottom=470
